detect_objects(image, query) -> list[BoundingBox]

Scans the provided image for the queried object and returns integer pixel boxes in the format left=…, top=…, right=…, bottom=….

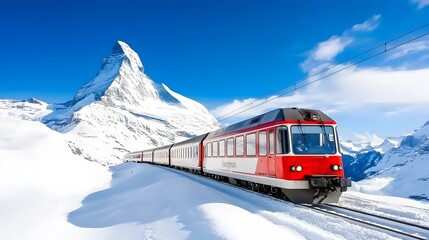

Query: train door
left=268, top=129, right=276, bottom=177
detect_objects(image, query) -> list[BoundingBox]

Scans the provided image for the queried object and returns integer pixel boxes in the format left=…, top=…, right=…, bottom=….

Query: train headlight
left=290, top=165, right=303, bottom=172
left=331, top=164, right=341, bottom=171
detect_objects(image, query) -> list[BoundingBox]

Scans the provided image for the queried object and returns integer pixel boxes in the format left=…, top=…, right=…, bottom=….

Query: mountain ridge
left=1, top=41, right=219, bottom=165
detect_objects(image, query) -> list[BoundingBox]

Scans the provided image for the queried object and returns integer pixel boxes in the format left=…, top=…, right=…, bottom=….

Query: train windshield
left=291, top=125, right=336, bottom=155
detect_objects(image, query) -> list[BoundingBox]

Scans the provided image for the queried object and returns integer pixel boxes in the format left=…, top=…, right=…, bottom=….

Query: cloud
left=313, top=36, right=354, bottom=61
left=353, top=132, right=384, bottom=146
left=301, top=15, right=380, bottom=74
left=352, top=15, right=381, bottom=32
left=211, top=66, right=429, bottom=125
left=211, top=15, right=429, bottom=139
left=301, top=36, right=353, bottom=73
left=411, top=0, right=429, bottom=9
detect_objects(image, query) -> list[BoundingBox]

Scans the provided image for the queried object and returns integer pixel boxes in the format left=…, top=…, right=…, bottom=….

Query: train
left=124, top=108, right=351, bottom=204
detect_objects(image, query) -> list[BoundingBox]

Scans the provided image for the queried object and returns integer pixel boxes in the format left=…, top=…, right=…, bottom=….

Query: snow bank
left=0, top=118, right=110, bottom=240
left=0, top=118, right=420, bottom=239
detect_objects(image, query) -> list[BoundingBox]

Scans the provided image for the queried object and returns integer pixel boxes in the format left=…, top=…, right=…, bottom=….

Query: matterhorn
left=2, top=41, right=219, bottom=165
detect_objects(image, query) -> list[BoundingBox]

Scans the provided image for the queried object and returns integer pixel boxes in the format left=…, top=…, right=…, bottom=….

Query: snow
left=338, top=190, right=429, bottom=228
left=1, top=40, right=429, bottom=239
left=38, top=41, right=219, bottom=165
left=0, top=118, right=110, bottom=239
left=357, top=122, right=429, bottom=201
left=2, top=117, right=421, bottom=240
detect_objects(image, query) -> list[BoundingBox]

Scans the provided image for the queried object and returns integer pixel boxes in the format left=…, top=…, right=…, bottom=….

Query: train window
left=291, top=125, right=336, bottom=154
left=213, top=141, right=218, bottom=157
left=259, top=131, right=267, bottom=156
left=236, top=135, right=244, bottom=156
left=276, top=126, right=289, bottom=154
left=246, top=133, right=256, bottom=156
left=226, top=138, right=234, bottom=157
left=208, top=142, right=212, bottom=157
left=269, top=130, right=275, bottom=155
left=219, top=139, right=225, bottom=157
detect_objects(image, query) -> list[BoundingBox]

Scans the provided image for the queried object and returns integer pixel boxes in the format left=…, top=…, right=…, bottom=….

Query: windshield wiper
left=319, top=121, right=331, bottom=149
left=297, top=120, right=308, bottom=145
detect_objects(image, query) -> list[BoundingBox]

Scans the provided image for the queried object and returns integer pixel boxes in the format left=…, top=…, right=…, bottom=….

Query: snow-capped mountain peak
left=38, top=41, right=220, bottom=164
left=71, top=41, right=158, bottom=110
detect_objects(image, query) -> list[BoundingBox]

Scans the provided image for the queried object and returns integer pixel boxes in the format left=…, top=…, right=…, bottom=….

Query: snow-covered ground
left=3, top=118, right=429, bottom=240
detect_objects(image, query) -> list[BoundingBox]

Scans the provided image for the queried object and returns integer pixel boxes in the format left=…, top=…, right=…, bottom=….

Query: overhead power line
left=216, top=23, right=429, bottom=123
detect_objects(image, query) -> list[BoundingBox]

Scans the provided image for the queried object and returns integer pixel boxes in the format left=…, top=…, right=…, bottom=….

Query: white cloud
left=353, top=132, right=384, bottom=146
left=301, top=36, right=353, bottom=73
left=301, top=15, right=380, bottom=74
left=313, top=36, right=353, bottom=61
left=211, top=66, right=429, bottom=128
left=386, top=40, right=429, bottom=60
left=411, top=0, right=429, bottom=9
left=352, top=15, right=381, bottom=32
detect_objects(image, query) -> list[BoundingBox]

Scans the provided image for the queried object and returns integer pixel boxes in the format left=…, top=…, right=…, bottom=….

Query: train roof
left=206, top=108, right=334, bottom=139
left=171, top=133, right=209, bottom=148
left=153, top=144, right=173, bottom=151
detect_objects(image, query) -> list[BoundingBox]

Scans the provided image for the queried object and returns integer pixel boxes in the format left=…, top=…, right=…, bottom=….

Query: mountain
left=1, top=41, right=219, bottom=165
left=0, top=98, right=51, bottom=121
left=358, top=121, right=429, bottom=201
left=340, top=136, right=404, bottom=181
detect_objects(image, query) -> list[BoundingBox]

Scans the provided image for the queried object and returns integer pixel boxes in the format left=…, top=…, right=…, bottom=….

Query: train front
left=276, top=109, right=351, bottom=204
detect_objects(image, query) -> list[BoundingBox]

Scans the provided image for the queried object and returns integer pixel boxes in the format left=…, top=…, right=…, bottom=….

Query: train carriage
left=123, top=151, right=143, bottom=162
left=142, top=148, right=155, bottom=163
left=202, top=108, right=351, bottom=204
left=153, top=144, right=173, bottom=166
left=170, top=133, right=209, bottom=172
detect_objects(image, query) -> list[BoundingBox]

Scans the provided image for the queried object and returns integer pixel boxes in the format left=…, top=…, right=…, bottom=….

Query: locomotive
left=124, top=108, right=351, bottom=204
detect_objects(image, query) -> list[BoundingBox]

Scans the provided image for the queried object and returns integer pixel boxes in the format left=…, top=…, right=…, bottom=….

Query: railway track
left=302, top=204, right=429, bottom=240
left=154, top=164, right=429, bottom=239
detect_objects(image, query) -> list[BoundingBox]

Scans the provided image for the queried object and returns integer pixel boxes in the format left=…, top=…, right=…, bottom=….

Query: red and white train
left=124, top=108, right=351, bottom=204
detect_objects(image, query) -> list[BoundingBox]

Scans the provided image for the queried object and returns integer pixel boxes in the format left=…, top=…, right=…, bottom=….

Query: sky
left=1, top=0, right=429, bottom=140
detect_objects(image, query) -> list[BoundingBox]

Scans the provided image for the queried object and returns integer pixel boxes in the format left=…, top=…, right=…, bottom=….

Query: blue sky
left=1, top=0, right=429, bottom=140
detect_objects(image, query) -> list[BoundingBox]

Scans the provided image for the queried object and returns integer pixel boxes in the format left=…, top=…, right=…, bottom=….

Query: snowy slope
left=356, top=121, right=429, bottom=201
left=0, top=98, right=51, bottom=121
left=36, top=41, right=219, bottom=165
left=0, top=118, right=111, bottom=240
left=2, top=117, right=429, bottom=239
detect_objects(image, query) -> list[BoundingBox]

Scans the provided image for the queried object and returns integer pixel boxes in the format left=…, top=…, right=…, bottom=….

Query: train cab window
left=291, top=125, right=336, bottom=154
left=259, top=131, right=267, bottom=156
left=226, top=138, right=234, bottom=157
left=276, top=126, right=289, bottom=154
left=213, top=141, right=218, bottom=157
left=269, top=130, right=275, bottom=155
left=246, top=133, right=256, bottom=156
left=219, top=139, right=225, bottom=157
left=236, top=135, right=244, bottom=156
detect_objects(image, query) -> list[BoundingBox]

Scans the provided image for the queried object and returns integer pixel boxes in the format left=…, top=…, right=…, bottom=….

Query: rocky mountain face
left=361, top=121, right=429, bottom=201
left=0, top=41, right=219, bottom=165
left=340, top=137, right=403, bottom=181
left=341, top=123, right=429, bottom=201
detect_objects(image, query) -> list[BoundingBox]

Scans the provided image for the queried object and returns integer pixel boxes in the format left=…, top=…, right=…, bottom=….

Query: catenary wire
left=216, top=23, right=429, bottom=122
